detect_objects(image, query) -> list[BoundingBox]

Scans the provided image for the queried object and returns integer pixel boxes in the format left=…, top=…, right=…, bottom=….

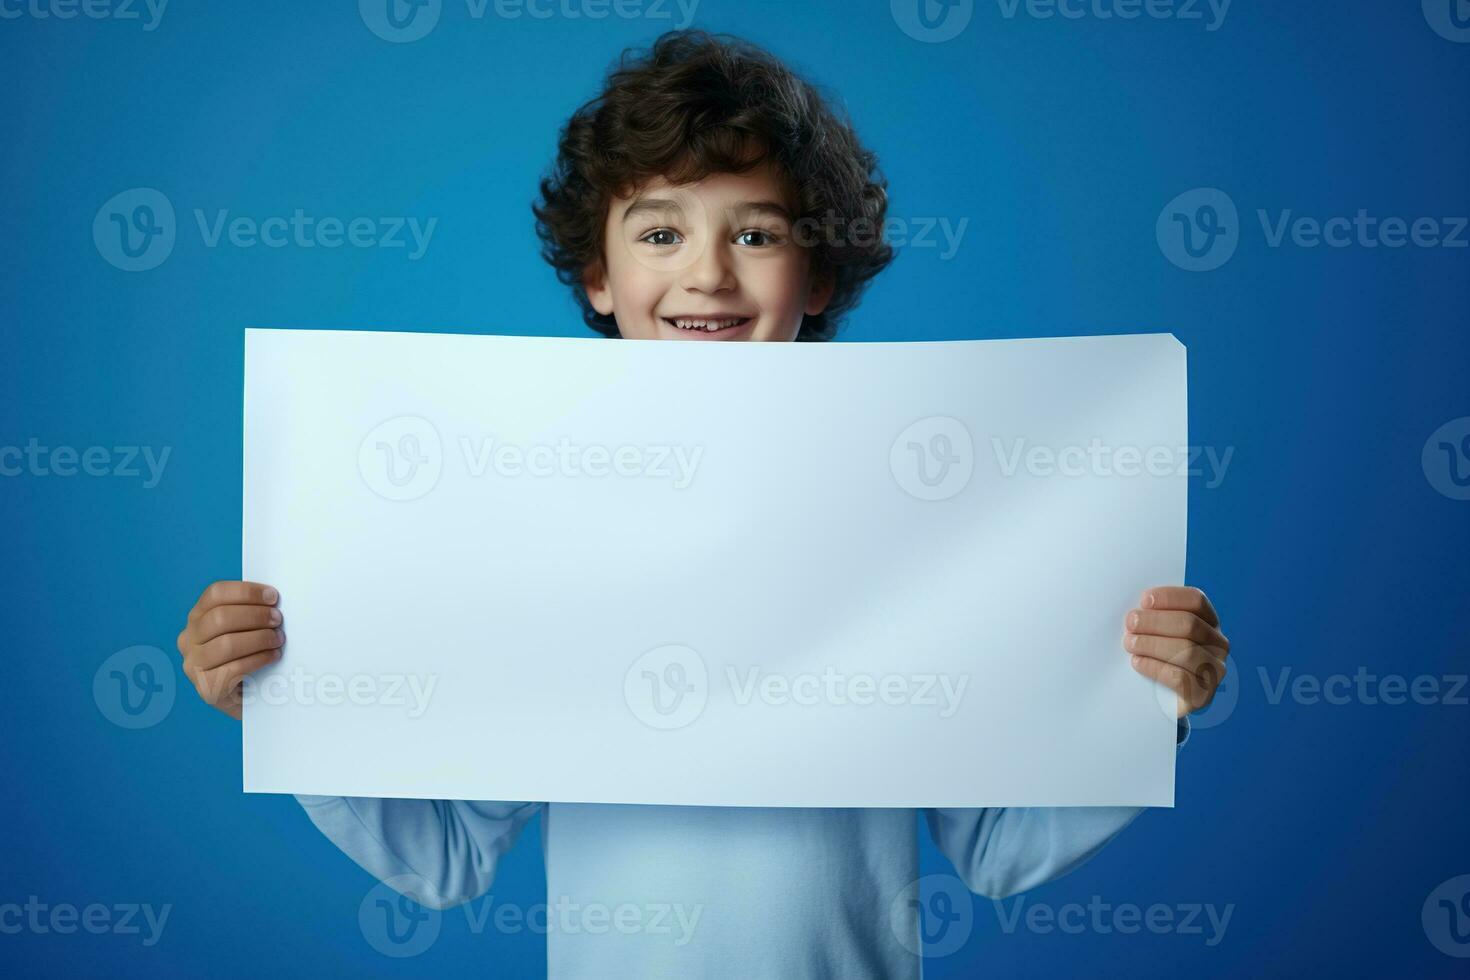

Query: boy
left=177, top=30, right=1230, bottom=977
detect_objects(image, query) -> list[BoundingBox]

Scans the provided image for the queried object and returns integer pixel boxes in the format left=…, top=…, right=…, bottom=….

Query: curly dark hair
left=532, top=30, right=894, bottom=342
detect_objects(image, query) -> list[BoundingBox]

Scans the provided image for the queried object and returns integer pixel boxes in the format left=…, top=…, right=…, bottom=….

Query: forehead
left=611, top=162, right=796, bottom=216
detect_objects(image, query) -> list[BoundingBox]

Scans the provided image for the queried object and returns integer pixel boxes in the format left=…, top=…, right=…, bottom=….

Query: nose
left=678, top=235, right=736, bottom=295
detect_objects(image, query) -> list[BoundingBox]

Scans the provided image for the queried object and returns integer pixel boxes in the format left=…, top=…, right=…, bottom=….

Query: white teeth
left=671, top=317, right=746, bottom=331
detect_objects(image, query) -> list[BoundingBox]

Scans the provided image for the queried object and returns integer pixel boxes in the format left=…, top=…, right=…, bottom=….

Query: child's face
left=584, top=162, right=834, bottom=342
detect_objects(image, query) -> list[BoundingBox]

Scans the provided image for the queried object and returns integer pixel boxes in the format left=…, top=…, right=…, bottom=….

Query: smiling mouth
left=662, top=316, right=753, bottom=333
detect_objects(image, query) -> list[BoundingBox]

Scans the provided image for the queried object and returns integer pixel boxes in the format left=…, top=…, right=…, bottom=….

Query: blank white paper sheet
left=242, top=328, right=1186, bottom=807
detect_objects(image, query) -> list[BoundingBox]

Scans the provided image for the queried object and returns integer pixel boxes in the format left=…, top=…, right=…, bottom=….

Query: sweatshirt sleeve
left=926, top=716, right=1190, bottom=899
left=293, top=795, right=543, bottom=910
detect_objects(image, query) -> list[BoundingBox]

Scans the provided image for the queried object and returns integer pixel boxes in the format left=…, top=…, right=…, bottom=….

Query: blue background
left=3, top=0, right=1468, bottom=976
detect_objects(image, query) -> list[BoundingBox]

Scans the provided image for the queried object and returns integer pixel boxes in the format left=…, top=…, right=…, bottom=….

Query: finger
left=1126, top=608, right=1226, bottom=649
left=191, top=627, right=285, bottom=671
left=1129, top=652, right=1220, bottom=714
left=189, top=581, right=279, bottom=623
left=1141, top=586, right=1218, bottom=628
left=189, top=603, right=284, bottom=645
left=1125, top=633, right=1229, bottom=683
left=195, top=648, right=280, bottom=707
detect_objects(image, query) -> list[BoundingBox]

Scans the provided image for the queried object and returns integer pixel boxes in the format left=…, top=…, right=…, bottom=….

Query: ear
left=804, top=268, right=836, bottom=317
left=583, top=259, right=614, bottom=316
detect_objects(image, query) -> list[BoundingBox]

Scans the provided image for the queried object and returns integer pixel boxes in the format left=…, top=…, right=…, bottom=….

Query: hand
left=176, top=580, right=284, bottom=720
left=1123, top=586, right=1230, bottom=719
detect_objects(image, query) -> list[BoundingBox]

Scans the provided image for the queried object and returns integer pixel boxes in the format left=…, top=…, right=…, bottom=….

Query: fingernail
left=1142, top=592, right=1155, bottom=608
left=1127, top=611, right=1140, bottom=630
left=274, top=629, right=285, bottom=645
left=268, top=609, right=282, bottom=626
left=1126, top=633, right=1139, bottom=651
left=263, top=586, right=279, bottom=604
left=272, top=649, right=283, bottom=660
left=1131, top=654, right=1142, bottom=667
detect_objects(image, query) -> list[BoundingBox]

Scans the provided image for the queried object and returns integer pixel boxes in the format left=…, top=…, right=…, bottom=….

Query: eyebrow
left=620, top=197, right=794, bottom=224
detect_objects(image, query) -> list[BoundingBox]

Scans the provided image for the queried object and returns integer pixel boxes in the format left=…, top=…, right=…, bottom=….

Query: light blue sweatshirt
left=296, top=718, right=1189, bottom=977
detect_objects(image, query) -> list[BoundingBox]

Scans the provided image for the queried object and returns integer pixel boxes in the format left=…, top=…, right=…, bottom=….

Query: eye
left=736, top=229, right=783, bottom=247
left=639, top=229, right=682, bottom=247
